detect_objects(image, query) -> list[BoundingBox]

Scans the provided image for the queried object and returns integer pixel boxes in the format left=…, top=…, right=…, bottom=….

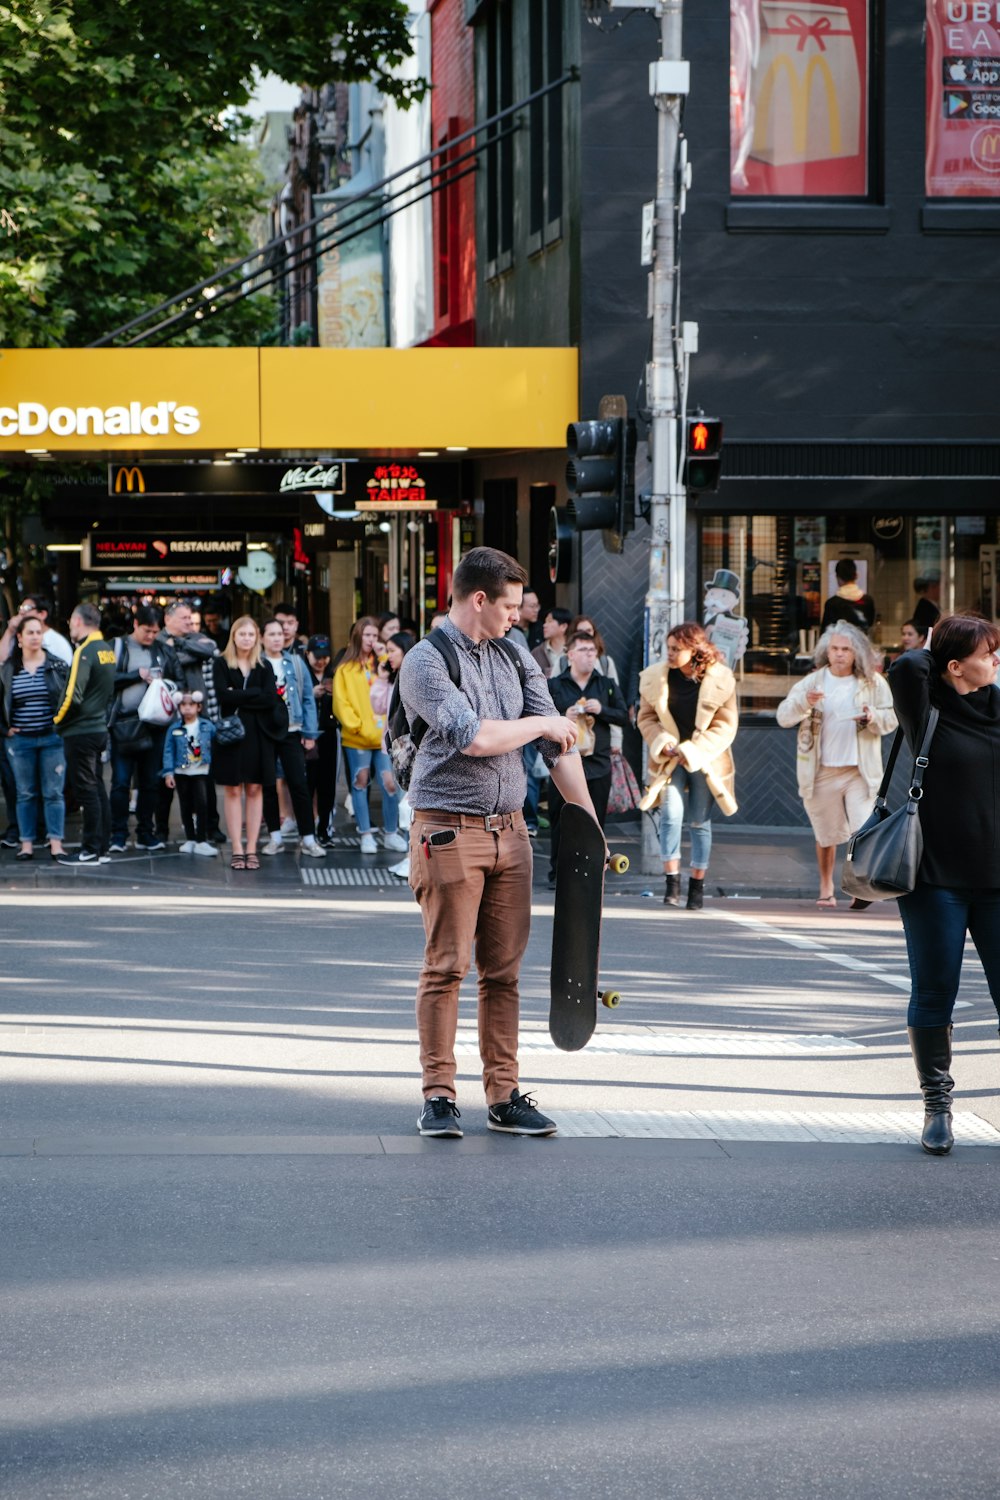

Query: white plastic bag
left=137, top=677, right=178, bottom=726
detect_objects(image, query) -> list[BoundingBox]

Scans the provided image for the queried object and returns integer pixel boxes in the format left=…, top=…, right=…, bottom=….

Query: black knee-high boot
left=907, top=1025, right=954, bottom=1156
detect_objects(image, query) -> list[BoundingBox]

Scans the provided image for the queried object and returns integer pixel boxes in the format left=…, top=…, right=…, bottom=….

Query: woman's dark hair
left=667, top=621, right=724, bottom=683
left=452, top=546, right=528, bottom=602
left=377, top=611, right=400, bottom=629
left=928, top=615, right=1000, bottom=674
left=12, top=612, right=44, bottom=665
left=342, top=615, right=380, bottom=667
left=133, top=604, right=162, bottom=629
left=385, top=631, right=416, bottom=681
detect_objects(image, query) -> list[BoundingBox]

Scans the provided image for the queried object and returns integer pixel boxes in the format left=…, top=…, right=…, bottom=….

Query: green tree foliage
left=0, top=0, right=424, bottom=347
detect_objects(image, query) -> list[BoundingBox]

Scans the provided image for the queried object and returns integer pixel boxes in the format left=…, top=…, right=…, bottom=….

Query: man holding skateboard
left=399, top=546, right=597, bottom=1139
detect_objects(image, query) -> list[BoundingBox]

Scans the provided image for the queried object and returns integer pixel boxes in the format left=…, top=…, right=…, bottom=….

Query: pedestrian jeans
left=175, top=774, right=209, bottom=842
left=6, top=732, right=66, bottom=842
left=62, top=732, right=110, bottom=856
left=263, top=731, right=314, bottom=837
left=658, top=764, right=714, bottom=868
left=409, top=810, right=532, bottom=1103
left=344, top=745, right=399, bottom=835
left=110, top=731, right=163, bottom=843
left=898, top=881, right=1000, bottom=1028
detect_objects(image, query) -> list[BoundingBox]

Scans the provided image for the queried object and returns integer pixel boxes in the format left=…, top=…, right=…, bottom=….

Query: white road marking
left=456, top=1031, right=865, bottom=1057
left=551, top=1107, right=1000, bottom=1146
left=718, top=910, right=914, bottom=990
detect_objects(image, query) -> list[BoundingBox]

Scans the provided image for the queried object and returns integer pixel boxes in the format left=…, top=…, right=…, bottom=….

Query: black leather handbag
left=214, top=714, right=245, bottom=746
left=841, top=708, right=939, bottom=903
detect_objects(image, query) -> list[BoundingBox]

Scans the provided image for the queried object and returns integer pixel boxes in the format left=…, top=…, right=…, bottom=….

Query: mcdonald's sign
left=113, top=466, right=145, bottom=494
left=753, top=53, right=848, bottom=163
left=972, top=125, right=1000, bottom=171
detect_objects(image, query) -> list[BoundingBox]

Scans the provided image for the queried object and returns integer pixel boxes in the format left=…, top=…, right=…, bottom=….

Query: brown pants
left=410, top=809, right=533, bottom=1104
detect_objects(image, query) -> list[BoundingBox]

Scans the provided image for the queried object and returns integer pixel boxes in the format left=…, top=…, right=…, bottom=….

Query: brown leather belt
left=412, top=809, right=522, bottom=832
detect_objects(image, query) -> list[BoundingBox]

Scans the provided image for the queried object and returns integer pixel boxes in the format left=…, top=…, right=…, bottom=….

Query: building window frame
left=485, top=0, right=515, bottom=279
left=528, top=0, right=564, bottom=256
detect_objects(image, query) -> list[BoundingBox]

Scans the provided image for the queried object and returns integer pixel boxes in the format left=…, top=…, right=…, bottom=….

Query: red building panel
left=425, top=0, right=477, bottom=346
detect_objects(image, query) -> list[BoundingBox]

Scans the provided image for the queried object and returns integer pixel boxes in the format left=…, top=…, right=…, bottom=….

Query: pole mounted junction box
left=649, top=60, right=690, bottom=98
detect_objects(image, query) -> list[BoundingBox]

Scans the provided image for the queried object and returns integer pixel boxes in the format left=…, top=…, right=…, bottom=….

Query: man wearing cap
left=305, top=633, right=339, bottom=846
left=703, top=569, right=749, bottom=669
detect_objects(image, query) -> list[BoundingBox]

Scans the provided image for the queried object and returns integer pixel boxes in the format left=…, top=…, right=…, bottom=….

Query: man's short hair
left=163, top=599, right=190, bottom=621
left=452, top=546, right=528, bottom=603
left=566, top=631, right=598, bottom=651
left=22, top=594, right=51, bottom=617
left=834, top=559, right=858, bottom=584
left=272, top=601, right=297, bottom=618
left=548, top=606, right=573, bottom=627
left=133, top=605, right=162, bottom=629
left=72, top=601, right=101, bottom=630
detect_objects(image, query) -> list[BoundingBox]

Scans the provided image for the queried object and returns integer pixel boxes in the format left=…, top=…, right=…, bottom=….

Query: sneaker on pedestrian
left=108, top=840, right=128, bottom=854
left=359, top=832, right=377, bottom=854
left=526, top=824, right=538, bottom=838
left=135, top=838, right=166, bottom=852
left=487, top=1089, right=557, bottom=1136
left=389, top=857, right=410, bottom=879
left=279, top=818, right=300, bottom=841
left=98, top=854, right=111, bottom=864
left=58, top=850, right=98, bottom=865
left=194, top=841, right=218, bottom=857
left=317, top=833, right=337, bottom=849
left=262, top=836, right=284, bottom=856
left=382, top=830, right=407, bottom=852
left=418, top=1097, right=463, bottom=1137
left=1, top=829, right=19, bottom=849
left=179, top=839, right=197, bottom=854
left=300, top=835, right=326, bottom=858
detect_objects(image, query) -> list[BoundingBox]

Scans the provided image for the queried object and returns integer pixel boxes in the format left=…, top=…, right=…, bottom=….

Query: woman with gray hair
left=777, top=623, right=896, bottom=908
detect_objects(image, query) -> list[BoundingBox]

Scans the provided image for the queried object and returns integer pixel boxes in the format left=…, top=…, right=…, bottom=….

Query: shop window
left=730, top=0, right=872, bottom=197
left=925, top=0, right=1000, bottom=198
left=528, top=0, right=564, bottom=251
left=485, top=0, right=514, bottom=275
left=700, top=510, right=1000, bottom=717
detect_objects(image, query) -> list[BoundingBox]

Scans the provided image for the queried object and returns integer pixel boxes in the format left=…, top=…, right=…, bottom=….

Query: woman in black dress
left=888, top=615, right=1000, bottom=1155
left=212, top=616, right=286, bottom=870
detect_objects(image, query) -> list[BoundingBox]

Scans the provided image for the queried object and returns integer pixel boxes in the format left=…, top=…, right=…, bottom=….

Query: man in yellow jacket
left=54, top=602, right=116, bottom=865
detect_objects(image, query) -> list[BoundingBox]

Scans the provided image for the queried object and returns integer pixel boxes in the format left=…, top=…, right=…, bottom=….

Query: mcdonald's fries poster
left=926, top=0, right=1000, bottom=196
left=731, top=0, right=869, bottom=195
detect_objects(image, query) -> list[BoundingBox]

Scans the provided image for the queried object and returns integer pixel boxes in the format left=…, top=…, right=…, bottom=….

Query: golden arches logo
left=114, top=466, right=145, bottom=493
left=972, top=127, right=1000, bottom=172
left=753, top=54, right=843, bottom=158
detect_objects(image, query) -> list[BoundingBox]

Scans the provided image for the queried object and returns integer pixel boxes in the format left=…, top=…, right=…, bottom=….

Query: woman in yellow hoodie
left=333, top=617, right=404, bottom=856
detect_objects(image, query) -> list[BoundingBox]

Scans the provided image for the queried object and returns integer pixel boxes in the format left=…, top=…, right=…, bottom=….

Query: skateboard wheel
left=601, top=990, right=621, bottom=1009
left=608, top=854, right=629, bottom=875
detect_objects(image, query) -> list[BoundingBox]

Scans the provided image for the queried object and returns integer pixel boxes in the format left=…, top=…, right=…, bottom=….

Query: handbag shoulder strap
left=875, top=707, right=939, bottom=806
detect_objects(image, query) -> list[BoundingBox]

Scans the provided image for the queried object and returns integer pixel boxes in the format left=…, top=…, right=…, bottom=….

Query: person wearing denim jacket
left=260, top=623, right=325, bottom=857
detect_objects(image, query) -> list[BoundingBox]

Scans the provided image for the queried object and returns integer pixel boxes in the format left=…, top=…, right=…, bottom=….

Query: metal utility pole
left=645, top=0, right=689, bottom=668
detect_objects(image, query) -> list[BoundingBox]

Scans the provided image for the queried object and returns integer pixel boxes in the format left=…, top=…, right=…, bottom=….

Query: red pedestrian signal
left=684, top=416, right=723, bottom=492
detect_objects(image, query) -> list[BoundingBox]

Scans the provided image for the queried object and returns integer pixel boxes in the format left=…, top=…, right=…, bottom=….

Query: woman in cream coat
left=776, top=622, right=896, bottom=908
left=638, top=622, right=738, bottom=911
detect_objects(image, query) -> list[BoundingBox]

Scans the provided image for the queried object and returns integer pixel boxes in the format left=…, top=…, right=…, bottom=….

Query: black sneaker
left=487, top=1089, right=557, bottom=1136
left=0, top=830, right=19, bottom=849
left=135, top=839, right=166, bottom=852
left=417, top=1097, right=463, bottom=1138
left=108, top=841, right=128, bottom=854
left=57, top=850, right=99, bottom=865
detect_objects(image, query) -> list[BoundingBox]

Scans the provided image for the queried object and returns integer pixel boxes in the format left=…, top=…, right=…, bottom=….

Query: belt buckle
left=484, top=813, right=503, bottom=832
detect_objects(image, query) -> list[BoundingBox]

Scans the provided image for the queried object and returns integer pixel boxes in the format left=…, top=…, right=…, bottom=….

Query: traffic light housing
left=564, top=409, right=636, bottom=553
left=684, top=416, right=723, bottom=493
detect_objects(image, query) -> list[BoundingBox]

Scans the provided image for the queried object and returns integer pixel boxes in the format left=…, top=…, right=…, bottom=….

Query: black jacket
left=0, top=650, right=70, bottom=733
left=548, top=668, right=627, bottom=780
left=212, top=658, right=288, bottom=741
left=888, top=648, right=1000, bottom=888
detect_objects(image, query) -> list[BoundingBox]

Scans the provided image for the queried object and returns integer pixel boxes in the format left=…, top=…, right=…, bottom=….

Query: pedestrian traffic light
left=564, top=407, right=636, bottom=552
left=684, top=416, right=723, bottom=493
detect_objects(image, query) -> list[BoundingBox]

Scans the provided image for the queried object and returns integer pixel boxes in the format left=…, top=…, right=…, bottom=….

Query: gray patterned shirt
left=399, top=619, right=561, bottom=814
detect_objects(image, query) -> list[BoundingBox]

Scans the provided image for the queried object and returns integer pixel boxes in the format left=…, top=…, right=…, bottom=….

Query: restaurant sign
left=83, top=534, right=248, bottom=570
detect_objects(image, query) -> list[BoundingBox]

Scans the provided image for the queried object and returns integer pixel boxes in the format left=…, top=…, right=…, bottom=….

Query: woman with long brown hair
left=333, top=616, right=404, bottom=855
left=211, top=615, right=285, bottom=870
left=637, top=621, right=738, bottom=910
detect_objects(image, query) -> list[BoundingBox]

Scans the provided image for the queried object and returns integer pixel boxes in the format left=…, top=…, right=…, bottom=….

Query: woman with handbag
left=776, top=623, right=896, bottom=908
left=888, top=615, right=1000, bottom=1155
left=637, top=622, right=738, bottom=911
left=0, top=613, right=69, bottom=860
left=212, top=616, right=286, bottom=871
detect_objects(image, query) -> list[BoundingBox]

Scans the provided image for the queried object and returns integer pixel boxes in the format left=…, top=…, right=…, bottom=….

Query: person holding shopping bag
left=637, top=622, right=738, bottom=911
left=777, top=622, right=896, bottom=909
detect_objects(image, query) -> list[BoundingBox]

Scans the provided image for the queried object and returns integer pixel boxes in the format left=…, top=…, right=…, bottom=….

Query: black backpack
left=385, top=628, right=526, bottom=789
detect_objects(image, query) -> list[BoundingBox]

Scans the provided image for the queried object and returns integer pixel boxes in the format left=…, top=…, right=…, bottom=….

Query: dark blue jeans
left=898, top=882, right=1000, bottom=1027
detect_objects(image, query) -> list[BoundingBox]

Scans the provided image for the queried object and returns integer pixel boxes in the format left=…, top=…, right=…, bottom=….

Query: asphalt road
left=2, top=889, right=999, bottom=1498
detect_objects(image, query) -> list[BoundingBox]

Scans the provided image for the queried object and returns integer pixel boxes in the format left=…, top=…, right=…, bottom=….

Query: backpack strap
left=491, top=635, right=527, bottom=693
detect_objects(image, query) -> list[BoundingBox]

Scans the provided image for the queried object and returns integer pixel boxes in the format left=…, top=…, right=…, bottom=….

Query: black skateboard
left=549, top=803, right=629, bottom=1052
